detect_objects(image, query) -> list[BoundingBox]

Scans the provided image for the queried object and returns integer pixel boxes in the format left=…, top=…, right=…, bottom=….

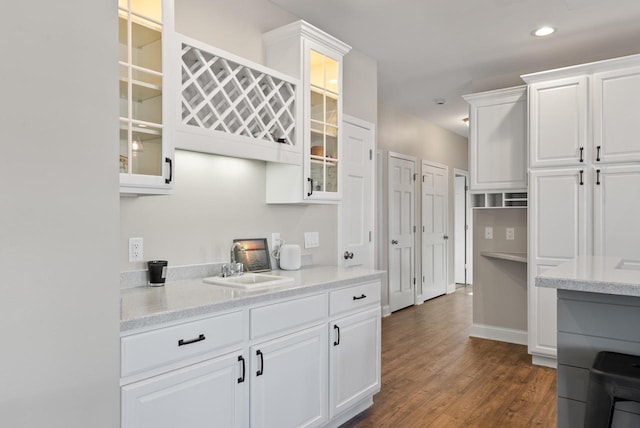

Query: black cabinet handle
left=307, top=177, right=314, bottom=196
left=178, top=334, right=205, bottom=347
left=596, top=169, right=601, bottom=185
left=238, top=355, right=245, bottom=383
left=165, top=157, right=173, bottom=184
left=353, top=294, right=367, bottom=300
left=256, top=350, right=264, bottom=376
left=579, top=147, right=584, bottom=163
left=333, top=325, right=340, bottom=346
left=596, top=146, right=601, bottom=162
left=579, top=170, right=584, bottom=186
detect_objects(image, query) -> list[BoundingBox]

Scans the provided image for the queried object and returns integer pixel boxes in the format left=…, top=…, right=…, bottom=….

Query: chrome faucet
left=220, top=242, right=244, bottom=277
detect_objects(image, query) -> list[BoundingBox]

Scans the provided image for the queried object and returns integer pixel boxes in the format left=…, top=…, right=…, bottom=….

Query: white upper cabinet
left=464, top=86, right=527, bottom=191
left=173, top=35, right=302, bottom=165
left=118, top=0, right=175, bottom=194
left=527, top=76, right=588, bottom=168
left=592, top=66, right=640, bottom=164
left=263, top=21, right=351, bottom=203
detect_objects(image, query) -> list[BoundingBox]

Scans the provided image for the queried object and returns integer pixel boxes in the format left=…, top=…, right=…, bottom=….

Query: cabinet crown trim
left=263, top=20, right=352, bottom=56
left=463, top=85, right=527, bottom=104
left=522, top=53, right=640, bottom=83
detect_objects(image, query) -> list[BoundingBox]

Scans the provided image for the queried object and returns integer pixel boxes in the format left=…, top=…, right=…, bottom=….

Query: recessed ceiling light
left=532, top=26, right=556, bottom=37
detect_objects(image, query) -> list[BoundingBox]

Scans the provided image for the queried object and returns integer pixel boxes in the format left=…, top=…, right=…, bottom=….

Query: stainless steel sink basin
left=203, top=273, right=294, bottom=289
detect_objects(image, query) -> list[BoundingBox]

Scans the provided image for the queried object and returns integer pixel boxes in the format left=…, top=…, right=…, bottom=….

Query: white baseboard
left=446, top=283, right=456, bottom=294
left=414, top=295, right=424, bottom=305
left=381, top=305, right=391, bottom=317
left=531, top=354, right=557, bottom=369
left=470, top=324, right=528, bottom=346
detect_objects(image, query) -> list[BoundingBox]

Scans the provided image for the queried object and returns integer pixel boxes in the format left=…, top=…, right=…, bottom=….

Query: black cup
left=148, top=260, right=168, bottom=286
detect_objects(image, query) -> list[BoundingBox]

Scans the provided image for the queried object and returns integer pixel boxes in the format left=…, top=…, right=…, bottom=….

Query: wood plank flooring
left=341, top=287, right=557, bottom=427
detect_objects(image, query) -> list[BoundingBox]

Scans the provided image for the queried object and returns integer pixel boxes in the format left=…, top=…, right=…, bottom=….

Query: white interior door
left=340, top=117, right=374, bottom=268
left=454, top=174, right=466, bottom=284
left=388, top=152, right=416, bottom=312
left=422, top=161, right=448, bottom=301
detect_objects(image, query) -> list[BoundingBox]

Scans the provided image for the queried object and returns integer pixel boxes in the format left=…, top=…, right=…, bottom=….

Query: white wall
left=377, top=103, right=468, bottom=307
left=0, top=1, right=120, bottom=426
left=120, top=0, right=378, bottom=272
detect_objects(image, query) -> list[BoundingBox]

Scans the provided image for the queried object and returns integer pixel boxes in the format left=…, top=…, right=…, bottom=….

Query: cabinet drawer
left=330, top=281, right=380, bottom=317
left=250, top=293, right=327, bottom=340
left=121, top=310, right=244, bottom=378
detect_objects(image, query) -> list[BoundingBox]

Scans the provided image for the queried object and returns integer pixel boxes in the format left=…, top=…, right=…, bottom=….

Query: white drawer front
left=250, top=293, right=328, bottom=340
left=121, top=310, right=244, bottom=378
left=330, top=281, right=381, bottom=317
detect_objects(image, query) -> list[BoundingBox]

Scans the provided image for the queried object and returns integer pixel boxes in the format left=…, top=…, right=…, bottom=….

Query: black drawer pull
left=596, top=145, right=601, bottom=162
left=334, top=325, right=341, bottom=346
left=596, top=169, right=601, bottom=185
left=353, top=294, right=367, bottom=300
left=238, top=355, right=245, bottom=383
left=579, top=170, right=584, bottom=186
left=178, top=334, right=205, bottom=347
left=579, top=147, right=584, bottom=162
left=256, top=350, right=264, bottom=376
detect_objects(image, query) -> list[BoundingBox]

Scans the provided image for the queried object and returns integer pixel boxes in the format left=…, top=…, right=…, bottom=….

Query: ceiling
left=269, top=0, right=640, bottom=137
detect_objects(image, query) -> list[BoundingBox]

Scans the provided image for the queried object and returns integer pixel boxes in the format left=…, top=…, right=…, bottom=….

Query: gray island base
left=536, top=256, right=640, bottom=427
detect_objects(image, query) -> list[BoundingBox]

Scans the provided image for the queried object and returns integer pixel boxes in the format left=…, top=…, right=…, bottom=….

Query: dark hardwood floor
left=341, top=287, right=557, bottom=427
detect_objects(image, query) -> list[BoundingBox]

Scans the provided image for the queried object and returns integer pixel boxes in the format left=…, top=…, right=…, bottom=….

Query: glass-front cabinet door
left=309, top=50, right=340, bottom=197
left=118, top=0, right=173, bottom=194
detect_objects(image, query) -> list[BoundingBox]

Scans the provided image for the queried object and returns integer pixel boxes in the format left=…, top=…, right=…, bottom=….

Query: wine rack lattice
left=181, top=43, right=296, bottom=145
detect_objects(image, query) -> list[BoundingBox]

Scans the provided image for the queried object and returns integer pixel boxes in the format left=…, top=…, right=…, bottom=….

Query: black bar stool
left=584, top=351, right=640, bottom=428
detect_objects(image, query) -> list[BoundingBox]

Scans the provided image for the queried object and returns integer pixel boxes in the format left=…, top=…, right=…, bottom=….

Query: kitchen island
left=536, top=256, right=640, bottom=428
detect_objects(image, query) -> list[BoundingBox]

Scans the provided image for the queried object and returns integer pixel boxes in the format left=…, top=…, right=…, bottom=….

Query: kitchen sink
left=203, top=273, right=294, bottom=289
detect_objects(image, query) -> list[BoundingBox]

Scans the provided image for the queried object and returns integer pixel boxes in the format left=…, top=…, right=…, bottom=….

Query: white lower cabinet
left=329, top=307, right=380, bottom=418
left=121, top=280, right=382, bottom=428
left=250, top=325, right=328, bottom=428
left=122, top=351, right=247, bottom=428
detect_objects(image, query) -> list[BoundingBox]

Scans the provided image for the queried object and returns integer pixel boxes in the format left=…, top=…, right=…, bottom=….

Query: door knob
left=443, top=235, right=449, bottom=240
left=391, top=240, right=399, bottom=245
left=343, top=251, right=354, bottom=260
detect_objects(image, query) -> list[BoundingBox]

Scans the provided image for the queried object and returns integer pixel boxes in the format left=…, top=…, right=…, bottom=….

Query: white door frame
left=454, top=168, right=472, bottom=285
left=387, top=151, right=417, bottom=312
left=337, top=115, right=375, bottom=268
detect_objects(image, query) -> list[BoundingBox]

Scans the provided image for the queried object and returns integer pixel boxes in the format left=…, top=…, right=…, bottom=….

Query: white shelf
left=481, top=252, right=528, bottom=264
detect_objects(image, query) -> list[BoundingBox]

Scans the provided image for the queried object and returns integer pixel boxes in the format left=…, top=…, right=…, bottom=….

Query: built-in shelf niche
left=472, top=191, right=527, bottom=208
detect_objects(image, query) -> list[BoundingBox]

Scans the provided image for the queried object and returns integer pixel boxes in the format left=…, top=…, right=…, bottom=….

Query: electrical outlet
left=304, top=232, right=320, bottom=248
left=129, top=237, right=143, bottom=262
left=484, top=227, right=493, bottom=240
left=506, top=227, right=515, bottom=240
left=271, top=232, right=281, bottom=251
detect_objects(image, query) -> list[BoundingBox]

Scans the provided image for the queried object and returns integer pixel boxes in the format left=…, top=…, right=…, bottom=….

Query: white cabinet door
left=122, top=351, right=247, bottom=428
left=528, top=168, right=588, bottom=359
left=250, top=325, right=328, bottom=428
left=329, top=307, right=380, bottom=419
left=465, top=86, right=527, bottom=191
left=529, top=76, right=588, bottom=168
left=592, top=66, right=640, bottom=164
left=593, top=165, right=640, bottom=263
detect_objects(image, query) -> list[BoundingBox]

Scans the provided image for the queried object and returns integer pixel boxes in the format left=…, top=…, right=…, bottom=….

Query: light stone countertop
left=121, top=265, right=384, bottom=332
left=535, top=256, right=640, bottom=297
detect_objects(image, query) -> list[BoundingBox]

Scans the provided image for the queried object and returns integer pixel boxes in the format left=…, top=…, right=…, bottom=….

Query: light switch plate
left=304, top=232, right=319, bottom=248
left=484, top=227, right=493, bottom=240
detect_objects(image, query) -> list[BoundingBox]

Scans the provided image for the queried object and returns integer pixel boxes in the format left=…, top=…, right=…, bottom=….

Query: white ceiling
left=269, top=0, right=640, bottom=137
